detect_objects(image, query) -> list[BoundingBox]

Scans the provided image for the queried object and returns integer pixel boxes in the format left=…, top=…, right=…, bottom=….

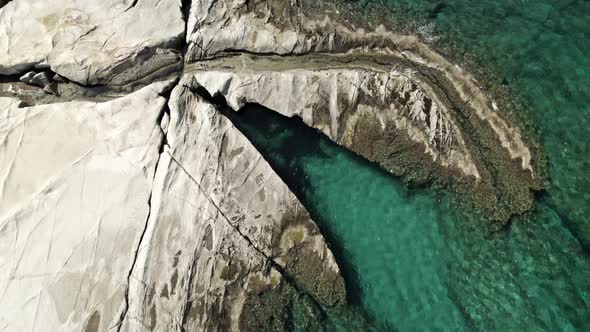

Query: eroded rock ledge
left=181, top=0, right=544, bottom=222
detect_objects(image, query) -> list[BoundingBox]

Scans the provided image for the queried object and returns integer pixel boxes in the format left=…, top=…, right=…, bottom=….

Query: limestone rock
left=0, top=0, right=184, bottom=86
left=183, top=53, right=542, bottom=220
left=186, top=68, right=479, bottom=179
left=186, top=0, right=535, bottom=177
left=0, top=80, right=173, bottom=332
left=184, top=0, right=544, bottom=220
left=121, top=81, right=345, bottom=331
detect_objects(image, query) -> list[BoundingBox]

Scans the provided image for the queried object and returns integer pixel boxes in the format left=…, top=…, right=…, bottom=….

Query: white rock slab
left=0, top=0, right=184, bottom=85
left=184, top=69, right=481, bottom=179
left=122, top=82, right=343, bottom=331
left=0, top=80, right=172, bottom=332
left=185, top=0, right=533, bottom=175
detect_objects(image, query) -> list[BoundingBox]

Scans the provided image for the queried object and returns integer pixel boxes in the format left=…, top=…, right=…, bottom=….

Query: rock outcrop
left=0, top=80, right=173, bottom=331
left=0, top=79, right=345, bottom=331
left=121, top=82, right=344, bottom=331
left=184, top=0, right=544, bottom=221
left=0, top=0, right=184, bottom=85
left=0, top=0, right=547, bottom=331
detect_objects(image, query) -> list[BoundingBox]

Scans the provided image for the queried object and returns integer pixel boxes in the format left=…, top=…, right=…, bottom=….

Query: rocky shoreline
left=0, top=0, right=545, bottom=331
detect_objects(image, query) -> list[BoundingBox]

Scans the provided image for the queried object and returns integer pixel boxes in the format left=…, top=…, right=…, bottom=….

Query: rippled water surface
left=228, top=0, right=590, bottom=330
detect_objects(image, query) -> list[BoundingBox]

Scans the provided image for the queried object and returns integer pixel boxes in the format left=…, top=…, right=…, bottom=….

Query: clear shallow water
left=357, top=0, right=590, bottom=249
left=226, top=0, right=590, bottom=330
left=228, top=105, right=589, bottom=331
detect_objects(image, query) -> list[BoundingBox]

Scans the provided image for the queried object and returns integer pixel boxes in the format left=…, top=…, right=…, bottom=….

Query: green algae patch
left=285, top=245, right=347, bottom=307
left=272, top=207, right=348, bottom=308
left=239, top=277, right=325, bottom=332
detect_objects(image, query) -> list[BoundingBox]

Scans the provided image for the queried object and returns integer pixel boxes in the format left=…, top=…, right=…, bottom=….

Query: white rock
left=184, top=68, right=481, bottom=179
left=0, top=80, right=173, bottom=332
left=122, top=82, right=343, bottom=331
left=0, top=0, right=184, bottom=85
left=186, top=0, right=533, bottom=175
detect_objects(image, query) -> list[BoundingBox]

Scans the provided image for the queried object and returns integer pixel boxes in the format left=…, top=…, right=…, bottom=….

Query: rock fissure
left=113, top=97, right=171, bottom=332
left=124, top=0, right=140, bottom=12
left=166, top=150, right=328, bottom=300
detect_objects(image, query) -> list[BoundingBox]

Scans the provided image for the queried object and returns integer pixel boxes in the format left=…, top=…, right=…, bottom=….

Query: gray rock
left=18, top=71, right=36, bottom=85
left=43, top=81, right=59, bottom=96
left=18, top=71, right=59, bottom=95
left=52, top=73, right=66, bottom=83
left=30, top=71, right=52, bottom=88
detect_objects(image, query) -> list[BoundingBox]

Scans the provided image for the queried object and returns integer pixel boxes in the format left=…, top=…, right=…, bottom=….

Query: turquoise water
left=228, top=104, right=589, bottom=330
left=358, top=0, right=590, bottom=249
left=226, top=0, right=590, bottom=330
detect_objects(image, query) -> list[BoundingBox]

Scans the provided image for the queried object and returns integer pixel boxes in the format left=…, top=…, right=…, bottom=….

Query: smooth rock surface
left=0, top=81, right=172, bottom=332
left=0, top=0, right=184, bottom=85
